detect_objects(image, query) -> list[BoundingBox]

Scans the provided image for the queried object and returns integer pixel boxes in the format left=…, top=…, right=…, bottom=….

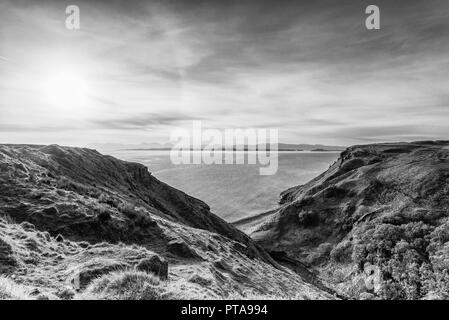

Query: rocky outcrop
left=166, top=239, right=203, bottom=260
left=246, top=141, right=449, bottom=299
left=135, top=256, right=168, bottom=280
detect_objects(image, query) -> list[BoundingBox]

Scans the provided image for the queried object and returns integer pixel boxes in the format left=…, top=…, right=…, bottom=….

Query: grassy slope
left=0, top=144, right=332, bottom=300
left=244, top=141, right=449, bottom=299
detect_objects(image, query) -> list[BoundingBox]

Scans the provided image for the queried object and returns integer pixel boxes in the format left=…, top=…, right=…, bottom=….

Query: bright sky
left=0, top=0, right=448, bottom=147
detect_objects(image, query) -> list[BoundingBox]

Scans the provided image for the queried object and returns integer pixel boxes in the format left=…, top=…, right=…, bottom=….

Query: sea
left=106, top=150, right=339, bottom=222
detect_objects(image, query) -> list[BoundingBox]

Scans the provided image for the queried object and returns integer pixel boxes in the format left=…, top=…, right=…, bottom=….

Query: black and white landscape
left=1, top=0, right=449, bottom=301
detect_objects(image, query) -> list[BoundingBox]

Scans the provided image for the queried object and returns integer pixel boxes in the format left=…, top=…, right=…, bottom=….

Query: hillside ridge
left=242, top=140, right=449, bottom=299
left=0, top=143, right=333, bottom=300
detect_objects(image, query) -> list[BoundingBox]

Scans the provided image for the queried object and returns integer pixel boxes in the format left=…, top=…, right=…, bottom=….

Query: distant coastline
left=120, top=148, right=344, bottom=152
left=101, top=143, right=346, bottom=153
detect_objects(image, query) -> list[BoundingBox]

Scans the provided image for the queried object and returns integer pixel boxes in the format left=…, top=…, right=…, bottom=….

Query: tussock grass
left=81, top=271, right=164, bottom=300
left=56, top=177, right=101, bottom=198
left=0, top=277, right=30, bottom=300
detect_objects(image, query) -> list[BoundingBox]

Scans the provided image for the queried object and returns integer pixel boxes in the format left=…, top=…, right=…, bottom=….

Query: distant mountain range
left=276, top=143, right=345, bottom=151
left=87, top=142, right=174, bottom=151
left=89, top=142, right=346, bottom=152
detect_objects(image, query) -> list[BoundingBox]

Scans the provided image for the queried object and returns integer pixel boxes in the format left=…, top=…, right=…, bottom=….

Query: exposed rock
left=73, top=261, right=130, bottom=289
left=167, top=240, right=202, bottom=260
left=135, top=255, right=168, bottom=280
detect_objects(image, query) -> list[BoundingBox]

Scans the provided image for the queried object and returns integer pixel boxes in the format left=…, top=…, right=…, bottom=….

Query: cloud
left=91, top=112, right=204, bottom=130
left=0, top=0, right=448, bottom=145
left=330, top=124, right=449, bottom=143
left=0, top=123, right=81, bottom=132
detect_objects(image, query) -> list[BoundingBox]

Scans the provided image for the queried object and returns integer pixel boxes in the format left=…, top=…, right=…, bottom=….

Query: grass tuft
left=82, top=270, right=163, bottom=300
left=0, top=277, right=31, bottom=300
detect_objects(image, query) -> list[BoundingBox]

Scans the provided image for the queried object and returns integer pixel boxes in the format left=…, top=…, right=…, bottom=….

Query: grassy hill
left=239, top=141, right=449, bottom=299
left=0, top=144, right=333, bottom=300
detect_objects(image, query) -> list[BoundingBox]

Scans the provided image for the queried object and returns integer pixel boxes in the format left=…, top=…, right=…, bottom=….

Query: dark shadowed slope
left=0, top=144, right=266, bottom=257
left=0, top=144, right=332, bottom=299
left=240, top=141, right=449, bottom=299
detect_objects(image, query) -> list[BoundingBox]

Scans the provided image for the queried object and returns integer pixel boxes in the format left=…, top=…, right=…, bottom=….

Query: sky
left=0, top=0, right=448, bottom=147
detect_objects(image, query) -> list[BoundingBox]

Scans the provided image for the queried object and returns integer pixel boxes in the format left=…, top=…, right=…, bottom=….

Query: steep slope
left=242, top=141, right=449, bottom=299
left=0, top=144, right=333, bottom=299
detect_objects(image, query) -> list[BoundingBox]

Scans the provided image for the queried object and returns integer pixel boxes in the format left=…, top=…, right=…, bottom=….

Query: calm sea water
left=106, top=150, right=339, bottom=222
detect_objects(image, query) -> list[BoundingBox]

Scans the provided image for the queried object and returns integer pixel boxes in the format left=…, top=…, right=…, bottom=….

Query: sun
left=42, top=68, right=89, bottom=109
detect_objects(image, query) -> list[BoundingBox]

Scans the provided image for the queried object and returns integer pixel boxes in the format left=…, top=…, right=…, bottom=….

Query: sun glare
left=42, top=68, right=89, bottom=109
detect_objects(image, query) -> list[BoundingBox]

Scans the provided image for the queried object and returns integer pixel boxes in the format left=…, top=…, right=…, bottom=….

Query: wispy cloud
left=92, top=112, right=204, bottom=130
left=0, top=0, right=448, bottom=145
